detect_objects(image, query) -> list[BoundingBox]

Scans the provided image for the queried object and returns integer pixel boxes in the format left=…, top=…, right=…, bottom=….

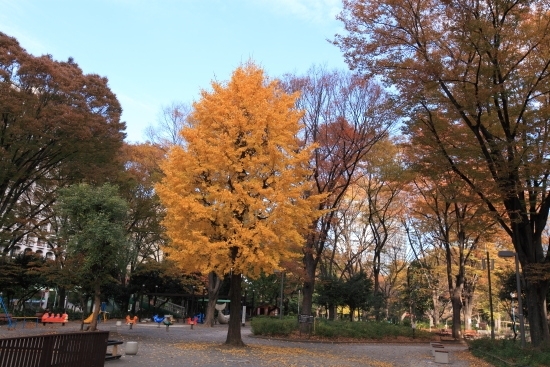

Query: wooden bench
left=463, top=329, right=478, bottom=339
left=0, top=313, right=13, bottom=323
left=0, top=331, right=109, bottom=367
left=105, top=339, right=123, bottom=361
left=0, top=313, right=14, bottom=328
left=10, top=316, right=40, bottom=328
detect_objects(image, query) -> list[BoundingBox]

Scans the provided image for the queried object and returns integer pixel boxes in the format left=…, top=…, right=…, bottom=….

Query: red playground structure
left=41, top=312, right=69, bottom=326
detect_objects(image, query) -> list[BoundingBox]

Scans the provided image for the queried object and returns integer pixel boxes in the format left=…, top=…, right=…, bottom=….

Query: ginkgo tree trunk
left=156, top=62, right=324, bottom=347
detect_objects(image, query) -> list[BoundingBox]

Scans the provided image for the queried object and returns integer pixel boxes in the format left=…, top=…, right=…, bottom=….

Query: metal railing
left=154, top=298, right=185, bottom=316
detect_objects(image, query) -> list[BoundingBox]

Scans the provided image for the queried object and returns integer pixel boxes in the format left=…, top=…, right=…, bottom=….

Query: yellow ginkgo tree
left=156, top=62, right=323, bottom=346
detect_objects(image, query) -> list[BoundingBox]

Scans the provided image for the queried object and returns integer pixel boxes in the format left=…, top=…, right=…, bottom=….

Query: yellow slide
left=83, top=313, right=94, bottom=324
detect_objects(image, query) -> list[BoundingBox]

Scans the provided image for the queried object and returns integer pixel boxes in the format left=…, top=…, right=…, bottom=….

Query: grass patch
left=469, top=338, right=550, bottom=366
left=251, top=317, right=432, bottom=340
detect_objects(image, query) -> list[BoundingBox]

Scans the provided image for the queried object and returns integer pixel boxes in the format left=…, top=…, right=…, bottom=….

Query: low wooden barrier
left=0, top=331, right=109, bottom=367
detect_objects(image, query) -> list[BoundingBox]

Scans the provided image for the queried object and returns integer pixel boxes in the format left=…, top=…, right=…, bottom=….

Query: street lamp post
left=498, top=250, right=526, bottom=348
left=407, top=266, right=416, bottom=338
left=298, top=289, right=301, bottom=316
left=274, top=270, right=284, bottom=319
left=141, top=284, right=145, bottom=317
left=482, top=250, right=495, bottom=340
left=191, top=286, right=195, bottom=318
left=252, top=290, right=255, bottom=317
left=155, top=285, right=158, bottom=314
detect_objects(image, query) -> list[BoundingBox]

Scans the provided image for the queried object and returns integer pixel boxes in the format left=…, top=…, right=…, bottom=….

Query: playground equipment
left=186, top=316, right=198, bottom=329
left=153, top=314, right=165, bottom=327
left=83, top=313, right=94, bottom=324
left=82, top=310, right=108, bottom=325
left=126, top=315, right=138, bottom=329
left=153, top=314, right=174, bottom=330
left=0, top=296, right=13, bottom=329
left=216, top=303, right=230, bottom=324
left=163, top=315, right=173, bottom=331
left=41, top=312, right=68, bottom=326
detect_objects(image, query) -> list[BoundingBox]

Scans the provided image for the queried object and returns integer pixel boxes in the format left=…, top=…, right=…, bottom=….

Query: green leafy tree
left=315, top=274, right=345, bottom=320
left=0, top=252, right=49, bottom=310
left=0, top=32, right=125, bottom=253
left=342, top=271, right=372, bottom=321
left=57, top=183, right=129, bottom=331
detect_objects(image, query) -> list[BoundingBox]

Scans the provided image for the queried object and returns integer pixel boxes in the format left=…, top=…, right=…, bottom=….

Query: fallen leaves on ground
left=453, top=350, right=495, bottom=367
left=176, top=342, right=396, bottom=366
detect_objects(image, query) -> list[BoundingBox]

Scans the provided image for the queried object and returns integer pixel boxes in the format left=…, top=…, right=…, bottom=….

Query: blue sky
left=0, top=0, right=348, bottom=143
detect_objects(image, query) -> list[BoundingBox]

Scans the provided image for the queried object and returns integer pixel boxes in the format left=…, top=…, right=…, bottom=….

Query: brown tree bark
left=450, top=286, right=463, bottom=339
left=225, top=273, right=244, bottom=347
left=204, top=272, right=222, bottom=327
left=89, top=283, right=101, bottom=332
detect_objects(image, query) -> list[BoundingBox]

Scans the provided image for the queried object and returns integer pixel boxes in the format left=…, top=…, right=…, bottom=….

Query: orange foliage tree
left=156, top=62, right=323, bottom=346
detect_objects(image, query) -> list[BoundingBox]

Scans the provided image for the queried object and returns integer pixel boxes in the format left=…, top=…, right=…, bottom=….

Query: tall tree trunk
left=349, top=307, right=355, bottom=322
left=328, top=303, right=336, bottom=321
left=462, top=278, right=476, bottom=331
left=462, top=297, right=474, bottom=331
left=450, top=287, right=462, bottom=339
left=514, top=225, right=550, bottom=345
left=431, top=290, right=440, bottom=327
left=301, top=250, right=316, bottom=317
left=204, top=271, right=222, bottom=327
left=89, top=284, right=101, bottom=332
left=524, top=277, right=550, bottom=345
left=58, top=287, right=66, bottom=311
left=225, top=272, right=244, bottom=346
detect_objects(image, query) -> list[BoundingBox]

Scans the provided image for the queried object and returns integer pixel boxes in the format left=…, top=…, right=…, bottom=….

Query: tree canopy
left=336, top=0, right=550, bottom=345
left=57, top=183, right=129, bottom=331
left=0, top=32, right=125, bottom=252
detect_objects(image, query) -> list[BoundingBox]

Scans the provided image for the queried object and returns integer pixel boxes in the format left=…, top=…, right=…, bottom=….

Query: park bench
left=0, top=331, right=109, bottom=367
left=0, top=313, right=14, bottom=329
left=0, top=313, right=13, bottom=323
left=463, top=329, right=478, bottom=339
left=105, top=339, right=124, bottom=361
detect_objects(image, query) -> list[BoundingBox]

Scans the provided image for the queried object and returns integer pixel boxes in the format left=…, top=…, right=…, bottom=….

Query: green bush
left=250, top=316, right=297, bottom=336
left=469, top=338, right=550, bottom=367
left=251, top=317, right=432, bottom=340
left=314, top=319, right=424, bottom=339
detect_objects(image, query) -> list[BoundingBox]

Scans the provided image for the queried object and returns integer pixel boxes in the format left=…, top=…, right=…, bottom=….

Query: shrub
left=469, top=338, right=550, bottom=367
left=250, top=316, right=297, bottom=336
left=251, top=317, right=432, bottom=340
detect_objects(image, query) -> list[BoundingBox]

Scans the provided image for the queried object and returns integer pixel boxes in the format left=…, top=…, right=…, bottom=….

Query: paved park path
left=0, top=320, right=492, bottom=367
